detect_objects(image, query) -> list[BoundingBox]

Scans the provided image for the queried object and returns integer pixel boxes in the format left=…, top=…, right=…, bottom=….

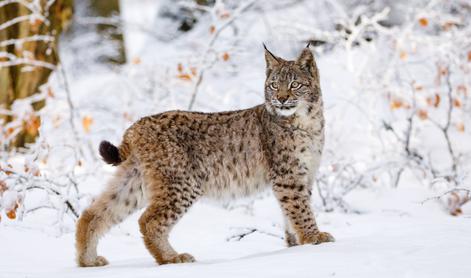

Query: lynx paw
left=285, top=231, right=298, bottom=247
left=314, top=231, right=335, bottom=244
left=162, top=253, right=196, bottom=264
left=301, top=231, right=335, bottom=245
left=78, top=255, right=109, bottom=267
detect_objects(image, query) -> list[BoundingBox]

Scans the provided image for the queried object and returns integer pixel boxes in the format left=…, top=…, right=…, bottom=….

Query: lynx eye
left=269, top=82, right=279, bottom=90
left=290, top=81, right=302, bottom=89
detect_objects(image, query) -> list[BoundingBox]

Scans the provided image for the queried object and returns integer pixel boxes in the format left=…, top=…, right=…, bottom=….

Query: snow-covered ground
left=2, top=186, right=470, bottom=278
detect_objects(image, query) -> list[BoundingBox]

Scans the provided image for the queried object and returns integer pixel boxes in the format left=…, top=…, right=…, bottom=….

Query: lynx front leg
left=273, top=183, right=334, bottom=245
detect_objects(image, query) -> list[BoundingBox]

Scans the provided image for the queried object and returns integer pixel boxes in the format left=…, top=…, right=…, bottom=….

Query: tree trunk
left=0, top=0, right=73, bottom=147
left=88, top=0, right=126, bottom=64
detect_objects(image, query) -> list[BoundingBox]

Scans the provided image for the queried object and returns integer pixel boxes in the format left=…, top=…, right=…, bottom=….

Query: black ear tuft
left=263, top=43, right=280, bottom=76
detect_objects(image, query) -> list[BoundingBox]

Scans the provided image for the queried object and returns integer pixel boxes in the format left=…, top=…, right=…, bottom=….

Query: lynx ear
left=263, top=44, right=280, bottom=76
left=296, top=47, right=316, bottom=77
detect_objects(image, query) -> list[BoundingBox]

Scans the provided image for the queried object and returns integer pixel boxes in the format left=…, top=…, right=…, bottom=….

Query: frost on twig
left=227, top=226, right=283, bottom=242
left=421, top=188, right=470, bottom=216
left=187, top=0, right=258, bottom=110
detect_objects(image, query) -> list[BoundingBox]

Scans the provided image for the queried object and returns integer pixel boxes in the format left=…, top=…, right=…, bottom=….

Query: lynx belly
left=203, top=156, right=270, bottom=201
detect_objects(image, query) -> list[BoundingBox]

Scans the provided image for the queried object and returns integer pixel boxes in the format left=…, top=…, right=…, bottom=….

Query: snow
left=1, top=186, right=470, bottom=278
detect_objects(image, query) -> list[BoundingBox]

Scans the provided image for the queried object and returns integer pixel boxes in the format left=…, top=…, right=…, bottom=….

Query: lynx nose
left=278, top=95, right=289, bottom=104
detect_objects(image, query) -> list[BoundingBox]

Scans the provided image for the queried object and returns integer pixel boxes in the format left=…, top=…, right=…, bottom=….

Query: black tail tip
left=99, top=141, right=122, bottom=166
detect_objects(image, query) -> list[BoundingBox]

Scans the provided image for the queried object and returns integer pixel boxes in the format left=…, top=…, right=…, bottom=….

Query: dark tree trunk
left=0, top=0, right=73, bottom=147
left=89, top=0, right=126, bottom=64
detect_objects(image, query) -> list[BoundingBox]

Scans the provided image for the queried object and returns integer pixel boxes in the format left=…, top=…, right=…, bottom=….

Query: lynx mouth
left=276, top=105, right=296, bottom=110
left=274, top=105, right=297, bottom=116
left=272, top=102, right=297, bottom=109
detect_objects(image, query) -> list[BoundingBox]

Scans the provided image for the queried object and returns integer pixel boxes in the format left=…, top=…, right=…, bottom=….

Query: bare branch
left=188, top=0, right=258, bottom=110
left=227, top=227, right=283, bottom=241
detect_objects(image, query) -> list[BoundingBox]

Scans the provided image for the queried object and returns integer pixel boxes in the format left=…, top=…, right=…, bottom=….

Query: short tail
left=99, top=140, right=129, bottom=166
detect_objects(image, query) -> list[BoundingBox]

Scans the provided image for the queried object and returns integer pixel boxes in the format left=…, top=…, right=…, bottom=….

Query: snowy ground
left=2, top=186, right=470, bottom=278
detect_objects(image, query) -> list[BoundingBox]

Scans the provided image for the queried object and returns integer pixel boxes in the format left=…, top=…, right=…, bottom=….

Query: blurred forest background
left=0, top=0, right=470, bottom=229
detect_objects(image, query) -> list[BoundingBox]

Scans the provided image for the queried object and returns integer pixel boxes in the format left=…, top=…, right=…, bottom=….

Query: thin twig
left=420, top=188, right=471, bottom=205
left=188, top=0, right=258, bottom=110
left=227, top=227, right=283, bottom=241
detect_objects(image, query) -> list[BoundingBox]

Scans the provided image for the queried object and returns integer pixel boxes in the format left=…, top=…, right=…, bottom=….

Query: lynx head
left=263, top=44, right=321, bottom=117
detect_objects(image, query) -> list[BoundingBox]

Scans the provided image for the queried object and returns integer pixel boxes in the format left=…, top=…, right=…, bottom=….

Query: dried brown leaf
left=82, top=116, right=93, bottom=133
left=417, top=109, right=428, bottom=120
left=418, top=17, right=428, bottom=27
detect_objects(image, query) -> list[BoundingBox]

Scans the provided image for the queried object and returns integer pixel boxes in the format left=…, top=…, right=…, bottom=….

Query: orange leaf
left=0, top=180, right=7, bottom=196
left=222, top=52, right=230, bottom=61
left=82, top=116, right=93, bottom=133
left=468, top=51, right=471, bottom=62
left=6, top=209, right=16, bottom=219
left=456, top=122, right=465, bottom=133
left=31, top=18, right=43, bottom=33
left=453, top=98, right=462, bottom=108
left=457, top=84, right=468, bottom=96
left=390, top=99, right=404, bottom=110
left=414, top=84, right=423, bottom=91
left=0, top=165, right=13, bottom=176
left=450, top=207, right=462, bottom=216
left=417, top=109, right=428, bottom=120
left=399, top=51, right=407, bottom=61
left=33, top=18, right=43, bottom=27
left=433, top=94, right=441, bottom=107
left=24, top=114, right=41, bottom=137
left=131, top=57, right=141, bottom=65
left=6, top=127, right=15, bottom=136
left=177, top=63, right=183, bottom=73
left=177, top=73, right=192, bottom=81
left=47, top=87, right=55, bottom=98
left=418, top=17, right=428, bottom=27
left=426, top=94, right=440, bottom=108
left=209, top=25, right=216, bottom=34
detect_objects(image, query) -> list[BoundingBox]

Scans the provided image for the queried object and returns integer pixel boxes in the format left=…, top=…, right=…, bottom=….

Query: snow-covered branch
left=0, top=51, right=56, bottom=69
left=0, top=35, right=54, bottom=48
left=187, top=0, right=258, bottom=109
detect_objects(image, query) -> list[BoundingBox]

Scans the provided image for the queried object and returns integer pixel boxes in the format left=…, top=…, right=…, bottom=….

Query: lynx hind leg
left=76, top=162, right=145, bottom=267
left=284, top=219, right=299, bottom=247
left=138, top=176, right=201, bottom=265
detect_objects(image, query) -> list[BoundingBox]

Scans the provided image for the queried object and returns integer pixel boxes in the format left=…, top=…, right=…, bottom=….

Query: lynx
left=75, top=45, right=334, bottom=267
